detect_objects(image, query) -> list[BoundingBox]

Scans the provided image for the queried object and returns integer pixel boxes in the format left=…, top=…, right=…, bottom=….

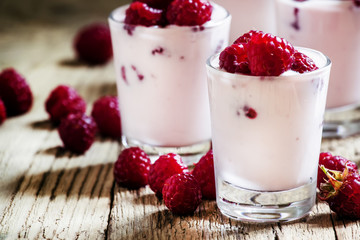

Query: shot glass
left=213, top=0, right=277, bottom=42
left=206, top=47, right=331, bottom=222
left=108, top=3, right=231, bottom=162
left=276, top=0, right=360, bottom=137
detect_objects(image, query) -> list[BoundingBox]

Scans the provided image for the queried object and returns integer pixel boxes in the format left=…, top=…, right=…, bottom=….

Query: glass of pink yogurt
left=276, top=0, right=360, bottom=137
left=108, top=2, right=231, bottom=162
left=213, top=0, right=277, bottom=42
left=206, top=33, right=331, bottom=222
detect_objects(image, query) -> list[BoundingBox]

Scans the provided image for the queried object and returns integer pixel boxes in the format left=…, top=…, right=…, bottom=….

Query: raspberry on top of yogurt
left=125, top=0, right=213, bottom=27
left=219, top=31, right=319, bottom=76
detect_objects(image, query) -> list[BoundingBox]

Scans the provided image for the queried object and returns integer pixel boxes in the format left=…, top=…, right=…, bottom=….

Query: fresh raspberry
left=135, top=0, right=173, bottom=9
left=91, top=96, right=121, bottom=139
left=354, top=0, right=360, bottom=6
left=74, top=23, right=113, bottom=64
left=125, top=2, right=164, bottom=27
left=247, top=32, right=295, bottom=76
left=166, top=0, right=213, bottom=26
left=219, top=44, right=250, bottom=74
left=58, top=113, right=97, bottom=154
left=0, top=99, right=6, bottom=125
left=162, top=173, right=202, bottom=215
left=319, top=166, right=360, bottom=219
left=113, top=147, right=151, bottom=189
left=291, top=51, right=319, bottom=73
left=233, top=30, right=263, bottom=45
left=45, top=85, right=86, bottom=124
left=317, top=152, right=358, bottom=188
left=148, top=153, right=189, bottom=197
left=0, top=68, right=33, bottom=116
left=192, top=150, right=216, bottom=200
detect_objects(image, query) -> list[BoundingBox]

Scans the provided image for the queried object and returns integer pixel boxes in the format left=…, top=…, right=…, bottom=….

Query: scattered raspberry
left=166, top=0, right=212, bottom=26
left=317, top=152, right=358, bottom=188
left=58, top=113, right=97, bottom=154
left=45, top=85, right=86, bottom=124
left=219, top=44, right=250, bottom=74
left=0, top=99, right=6, bottom=125
left=125, top=2, right=164, bottom=27
left=192, top=150, right=216, bottom=200
left=91, top=96, right=121, bottom=139
left=0, top=68, right=33, bottom=116
left=233, top=30, right=263, bottom=45
left=319, top=165, right=360, bottom=219
left=291, top=51, right=319, bottom=73
left=355, top=0, right=360, bottom=7
left=162, top=173, right=202, bottom=215
left=148, top=153, right=189, bottom=197
left=244, top=106, right=257, bottom=119
left=74, top=23, right=113, bottom=64
left=136, top=0, right=173, bottom=9
left=247, top=32, right=295, bottom=76
left=113, top=147, right=151, bottom=189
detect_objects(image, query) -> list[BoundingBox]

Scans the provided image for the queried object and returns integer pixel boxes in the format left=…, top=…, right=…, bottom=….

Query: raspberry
left=148, top=153, right=189, bottom=197
left=113, top=147, right=151, bottom=189
left=317, top=152, right=358, bottom=188
left=233, top=30, right=263, bottom=45
left=58, top=113, right=97, bottom=154
left=291, top=51, right=319, bottom=73
left=247, top=32, right=295, bottom=76
left=125, top=2, right=164, bottom=27
left=0, top=68, right=33, bottom=116
left=166, top=0, right=212, bottom=26
left=74, top=23, right=113, bottom=64
left=319, top=166, right=360, bottom=219
left=45, top=85, right=86, bottom=124
left=0, top=99, right=6, bottom=125
left=219, top=44, right=250, bottom=74
left=192, top=150, right=216, bottom=200
left=135, top=0, right=173, bottom=9
left=91, top=96, right=121, bottom=139
left=162, top=173, right=202, bottom=215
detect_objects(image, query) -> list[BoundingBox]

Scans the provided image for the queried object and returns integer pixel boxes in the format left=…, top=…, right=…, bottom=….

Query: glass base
left=216, top=178, right=316, bottom=223
left=323, top=105, right=360, bottom=138
left=121, top=136, right=211, bottom=166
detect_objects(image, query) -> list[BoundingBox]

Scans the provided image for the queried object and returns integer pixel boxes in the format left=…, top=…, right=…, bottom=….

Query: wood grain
left=1, top=0, right=360, bottom=239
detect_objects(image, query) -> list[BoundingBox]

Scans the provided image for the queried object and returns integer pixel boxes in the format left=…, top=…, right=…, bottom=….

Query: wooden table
left=1, top=0, right=360, bottom=239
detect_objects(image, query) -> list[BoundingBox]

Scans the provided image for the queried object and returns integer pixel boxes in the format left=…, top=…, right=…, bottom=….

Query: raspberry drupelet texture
left=291, top=51, right=319, bottom=73
left=74, top=23, right=113, bottom=64
left=58, top=113, right=97, bottom=154
left=0, top=99, right=6, bottom=125
left=91, top=96, right=121, bottom=139
left=319, top=165, right=360, bottom=219
left=45, top=85, right=86, bottom=124
left=233, top=30, right=263, bottom=45
left=162, top=173, right=202, bottom=215
left=219, top=44, right=250, bottom=74
left=0, top=68, right=33, bottom=116
left=125, top=2, right=164, bottom=27
left=113, top=147, right=151, bottom=189
left=192, top=150, right=216, bottom=200
left=247, top=32, right=295, bottom=76
left=148, top=153, right=189, bottom=198
left=317, top=152, right=358, bottom=188
left=136, top=0, right=173, bottom=9
left=166, top=0, right=213, bottom=26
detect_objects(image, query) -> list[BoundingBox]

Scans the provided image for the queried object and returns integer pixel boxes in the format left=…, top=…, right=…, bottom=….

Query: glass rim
left=108, top=2, right=231, bottom=30
left=206, top=46, right=332, bottom=81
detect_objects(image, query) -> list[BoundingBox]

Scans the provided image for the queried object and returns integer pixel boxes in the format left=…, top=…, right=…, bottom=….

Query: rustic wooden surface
left=1, top=0, right=360, bottom=239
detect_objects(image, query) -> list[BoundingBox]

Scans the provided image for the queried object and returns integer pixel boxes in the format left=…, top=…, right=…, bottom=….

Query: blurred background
left=0, top=0, right=130, bottom=24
